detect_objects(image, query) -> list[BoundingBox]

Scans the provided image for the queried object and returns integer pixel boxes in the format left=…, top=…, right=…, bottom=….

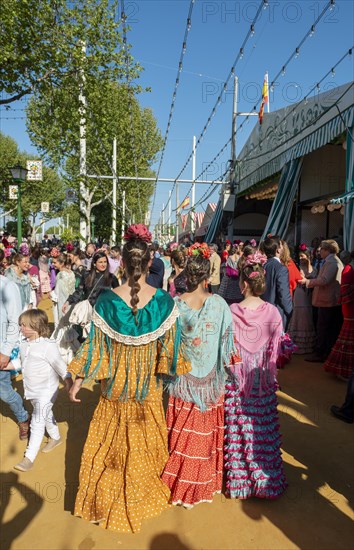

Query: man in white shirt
left=0, top=250, right=30, bottom=439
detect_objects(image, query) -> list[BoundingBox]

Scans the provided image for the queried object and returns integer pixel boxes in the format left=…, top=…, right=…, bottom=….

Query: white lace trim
left=91, top=305, right=179, bottom=346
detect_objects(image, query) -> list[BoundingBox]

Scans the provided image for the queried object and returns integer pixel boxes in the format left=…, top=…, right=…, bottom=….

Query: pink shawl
left=230, top=301, right=282, bottom=397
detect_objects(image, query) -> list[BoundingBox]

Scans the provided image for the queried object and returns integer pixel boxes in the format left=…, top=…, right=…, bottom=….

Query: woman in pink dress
left=225, top=251, right=287, bottom=499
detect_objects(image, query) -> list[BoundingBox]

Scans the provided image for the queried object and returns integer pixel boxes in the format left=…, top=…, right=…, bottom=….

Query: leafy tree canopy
left=0, top=0, right=139, bottom=105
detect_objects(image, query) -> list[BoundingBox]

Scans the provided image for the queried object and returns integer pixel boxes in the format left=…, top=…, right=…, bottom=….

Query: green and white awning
left=237, top=82, right=354, bottom=193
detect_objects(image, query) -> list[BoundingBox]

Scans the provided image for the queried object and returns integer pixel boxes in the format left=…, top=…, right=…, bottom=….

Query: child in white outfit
left=5, top=309, right=72, bottom=471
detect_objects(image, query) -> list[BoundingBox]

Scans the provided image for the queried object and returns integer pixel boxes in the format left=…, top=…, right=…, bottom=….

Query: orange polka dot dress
left=68, top=289, right=190, bottom=533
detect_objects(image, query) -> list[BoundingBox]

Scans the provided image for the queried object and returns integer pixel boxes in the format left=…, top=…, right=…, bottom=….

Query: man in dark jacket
left=146, top=245, right=165, bottom=289
left=261, top=236, right=293, bottom=330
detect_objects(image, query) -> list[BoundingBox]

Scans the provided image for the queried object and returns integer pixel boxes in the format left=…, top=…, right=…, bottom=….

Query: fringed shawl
left=165, top=294, right=238, bottom=411
left=68, top=288, right=189, bottom=402
left=229, top=301, right=282, bottom=398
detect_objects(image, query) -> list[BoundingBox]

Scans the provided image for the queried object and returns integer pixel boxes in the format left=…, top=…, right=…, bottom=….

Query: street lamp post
left=9, top=164, right=28, bottom=246
left=90, top=214, right=96, bottom=242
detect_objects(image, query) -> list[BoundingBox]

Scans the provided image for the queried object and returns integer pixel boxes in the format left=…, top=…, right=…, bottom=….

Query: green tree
left=27, top=82, right=163, bottom=240
left=1, top=0, right=138, bottom=105
left=0, top=132, right=65, bottom=239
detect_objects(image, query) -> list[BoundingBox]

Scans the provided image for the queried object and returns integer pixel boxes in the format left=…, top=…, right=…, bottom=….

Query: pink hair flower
left=244, top=251, right=267, bottom=267
left=249, top=271, right=260, bottom=278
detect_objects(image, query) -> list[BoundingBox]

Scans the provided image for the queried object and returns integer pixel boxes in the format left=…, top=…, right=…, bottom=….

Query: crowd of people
left=0, top=225, right=353, bottom=534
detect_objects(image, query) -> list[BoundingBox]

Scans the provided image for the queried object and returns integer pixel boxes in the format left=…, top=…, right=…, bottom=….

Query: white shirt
left=12, top=337, right=70, bottom=400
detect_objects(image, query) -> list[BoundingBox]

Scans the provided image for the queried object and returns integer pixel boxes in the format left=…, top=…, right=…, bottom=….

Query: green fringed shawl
left=165, top=294, right=237, bottom=411
left=73, top=288, right=182, bottom=402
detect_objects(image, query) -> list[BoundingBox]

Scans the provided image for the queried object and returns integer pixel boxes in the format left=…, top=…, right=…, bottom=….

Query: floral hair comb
left=124, top=224, right=152, bottom=243
left=187, top=242, right=211, bottom=259
left=298, top=243, right=307, bottom=251
left=244, top=251, right=267, bottom=267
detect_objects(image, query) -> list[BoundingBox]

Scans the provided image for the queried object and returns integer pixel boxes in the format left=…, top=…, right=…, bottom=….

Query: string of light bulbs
left=170, top=0, right=267, bottom=189
left=149, top=0, right=196, bottom=225
left=160, top=0, right=267, bottom=221
left=231, top=0, right=337, bottom=145
left=239, top=50, right=353, bottom=170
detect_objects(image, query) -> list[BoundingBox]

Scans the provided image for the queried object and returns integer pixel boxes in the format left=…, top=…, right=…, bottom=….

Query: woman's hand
left=62, top=302, right=69, bottom=314
left=69, top=377, right=83, bottom=403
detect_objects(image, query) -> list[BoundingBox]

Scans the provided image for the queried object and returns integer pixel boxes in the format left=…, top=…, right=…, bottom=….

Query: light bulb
left=270, top=84, right=274, bottom=93
left=281, top=66, right=286, bottom=76
left=331, top=68, right=335, bottom=77
left=182, top=42, right=186, bottom=54
left=295, top=47, right=300, bottom=59
left=316, top=83, right=320, bottom=91
left=310, top=25, right=315, bottom=37
left=263, top=0, right=269, bottom=9
left=330, top=0, right=335, bottom=11
left=187, top=18, right=191, bottom=31
left=250, top=24, right=255, bottom=37
left=304, top=97, right=308, bottom=105
left=240, top=48, right=244, bottom=59
left=179, top=62, right=182, bottom=73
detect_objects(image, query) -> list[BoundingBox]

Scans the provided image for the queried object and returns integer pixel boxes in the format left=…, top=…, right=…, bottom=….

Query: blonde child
left=5, top=309, right=72, bottom=472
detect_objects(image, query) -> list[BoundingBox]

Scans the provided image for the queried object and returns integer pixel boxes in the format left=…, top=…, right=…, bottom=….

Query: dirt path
left=1, top=345, right=353, bottom=549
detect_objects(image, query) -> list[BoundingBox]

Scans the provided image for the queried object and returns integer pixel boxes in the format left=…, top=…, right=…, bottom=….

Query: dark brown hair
left=240, top=263, right=266, bottom=296
left=122, top=239, right=151, bottom=324
left=19, top=309, right=50, bottom=337
left=170, top=249, right=186, bottom=269
left=86, top=251, right=112, bottom=288
left=260, top=236, right=281, bottom=258
left=184, top=255, right=210, bottom=292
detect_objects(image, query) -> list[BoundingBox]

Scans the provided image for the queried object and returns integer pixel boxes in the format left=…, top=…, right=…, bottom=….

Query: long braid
left=123, top=239, right=151, bottom=325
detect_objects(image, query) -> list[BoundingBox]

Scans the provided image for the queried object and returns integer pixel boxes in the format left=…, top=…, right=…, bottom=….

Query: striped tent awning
left=330, top=190, right=354, bottom=204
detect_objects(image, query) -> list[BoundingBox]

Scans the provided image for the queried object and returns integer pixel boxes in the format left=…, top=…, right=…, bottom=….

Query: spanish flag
left=180, top=196, right=190, bottom=209
left=259, top=73, right=269, bottom=125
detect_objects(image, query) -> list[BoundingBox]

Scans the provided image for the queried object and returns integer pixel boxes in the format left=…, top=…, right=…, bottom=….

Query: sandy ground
left=1, top=299, right=353, bottom=550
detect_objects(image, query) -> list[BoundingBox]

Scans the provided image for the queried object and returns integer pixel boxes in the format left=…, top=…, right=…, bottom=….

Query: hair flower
left=187, top=242, right=211, bottom=259
left=19, top=243, right=29, bottom=256
left=50, top=247, right=60, bottom=258
left=244, top=251, right=267, bottom=267
left=299, top=243, right=307, bottom=251
left=124, top=224, right=152, bottom=243
left=250, top=239, right=257, bottom=247
left=249, top=271, right=260, bottom=278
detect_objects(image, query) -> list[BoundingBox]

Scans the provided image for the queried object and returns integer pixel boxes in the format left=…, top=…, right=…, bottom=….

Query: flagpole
left=191, top=135, right=196, bottom=236
left=266, top=71, right=270, bottom=113
left=175, top=182, right=179, bottom=242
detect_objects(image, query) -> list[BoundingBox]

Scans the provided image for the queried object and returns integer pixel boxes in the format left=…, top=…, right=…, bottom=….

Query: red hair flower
left=187, top=242, right=211, bottom=259
left=299, top=243, right=307, bottom=251
left=124, top=224, right=152, bottom=243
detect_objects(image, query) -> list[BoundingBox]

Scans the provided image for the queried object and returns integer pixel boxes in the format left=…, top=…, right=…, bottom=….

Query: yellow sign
left=9, top=185, right=18, bottom=199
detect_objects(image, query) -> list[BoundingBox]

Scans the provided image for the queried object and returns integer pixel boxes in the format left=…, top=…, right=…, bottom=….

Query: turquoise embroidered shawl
left=74, top=288, right=182, bottom=402
left=166, top=294, right=236, bottom=410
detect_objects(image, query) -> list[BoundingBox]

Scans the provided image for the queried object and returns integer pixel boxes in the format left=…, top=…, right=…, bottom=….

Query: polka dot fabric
left=69, top=323, right=190, bottom=533
left=162, top=396, right=224, bottom=508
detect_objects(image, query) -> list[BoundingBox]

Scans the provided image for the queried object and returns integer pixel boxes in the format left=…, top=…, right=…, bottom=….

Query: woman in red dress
left=324, top=251, right=354, bottom=379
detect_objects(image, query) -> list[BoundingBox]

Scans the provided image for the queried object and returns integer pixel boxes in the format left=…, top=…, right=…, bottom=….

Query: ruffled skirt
left=224, top=380, right=287, bottom=499
left=324, top=317, right=354, bottom=379
left=74, top=396, right=170, bottom=532
left=162, top=396, right=224, bottom=508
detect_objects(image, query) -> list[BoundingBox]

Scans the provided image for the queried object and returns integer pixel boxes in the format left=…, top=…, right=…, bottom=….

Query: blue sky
left=1, top=0, right=354, bottom=231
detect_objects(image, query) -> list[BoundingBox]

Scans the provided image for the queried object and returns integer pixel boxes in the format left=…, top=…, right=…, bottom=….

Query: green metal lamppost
left=9, top=164, right=28, bottom=246
left=90, top=214, right=96, bottom=241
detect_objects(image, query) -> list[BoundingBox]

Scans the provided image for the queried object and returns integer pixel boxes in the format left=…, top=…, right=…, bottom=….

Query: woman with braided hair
left=162, top=243, right=239, bottom=508
left=224, top=251, right=287, bottom=499
left=68, top=224, right=190, bottom=533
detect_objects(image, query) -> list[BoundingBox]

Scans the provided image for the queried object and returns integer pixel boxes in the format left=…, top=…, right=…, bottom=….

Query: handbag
left=69, top=274, right=103, bottom=336
left=226, top=265, right=239, bottom=278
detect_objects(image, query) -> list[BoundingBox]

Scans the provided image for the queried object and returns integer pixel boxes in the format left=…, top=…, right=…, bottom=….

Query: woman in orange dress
left=68, top=224, right=190, bottom=533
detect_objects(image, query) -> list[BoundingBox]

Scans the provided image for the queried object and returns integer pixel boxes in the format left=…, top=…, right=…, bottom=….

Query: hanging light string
left=121, top=0, right=143, bottom=223
left=177, top=0, right=338, bottom=217
left=240, top=49, right=353, bottom=168
left=232, top=0, right=336, bottom=143
left=160, top=0, right=267, bottom=221
left=170, top=0, right=266, bottom=187
left=149, top=0, right=196, bottom=225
